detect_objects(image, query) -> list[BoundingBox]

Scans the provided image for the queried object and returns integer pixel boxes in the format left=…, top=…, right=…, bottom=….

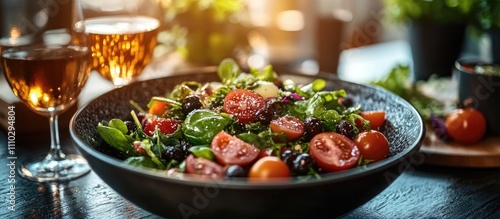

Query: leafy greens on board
left=370, top=64, right=456, bottom=141
left=370, top=65, right=447, bottom=120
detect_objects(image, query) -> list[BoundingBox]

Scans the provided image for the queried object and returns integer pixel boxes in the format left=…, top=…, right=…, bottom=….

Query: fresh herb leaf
left=189, top=146, right=214, bottom=160
left=168, top=81, right=202, bottom=101
left=97, top=120, right=133, bottom=152
left=320, top=110, right=342, bottom=131
left=130, top=110, right=147, bottom=139
left=289, top=90, right=346, bottom=120
left=371, top=64, right=411, bottom=97
left=108, top=119, right=128, bottom=135
left=370, top=64, right=445, bottom=120
left=139, top=139, right=165, bottom=169
left=182, top=109, right=232, bottom=145
left=207, top=85, right=231, bottom=109
left=250, top=64, right=275, bottom=82
left=217, top=58, right=241, bottom=84
left=298, top=79, right=327, bottom=98
left=237, top=131, right=284, bottom=150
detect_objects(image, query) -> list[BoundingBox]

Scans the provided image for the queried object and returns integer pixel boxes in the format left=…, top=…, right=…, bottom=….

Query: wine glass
left=80, top=0, right=162, bottom=87
left=0, top=0, right=91, bottom=182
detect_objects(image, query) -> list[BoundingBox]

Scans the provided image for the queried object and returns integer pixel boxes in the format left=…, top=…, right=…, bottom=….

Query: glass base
left=19, top=154, right=91, bottom=182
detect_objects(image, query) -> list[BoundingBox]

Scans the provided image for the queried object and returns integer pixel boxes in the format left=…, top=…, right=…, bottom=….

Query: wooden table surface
left=1, top=43, right=499, bottom=219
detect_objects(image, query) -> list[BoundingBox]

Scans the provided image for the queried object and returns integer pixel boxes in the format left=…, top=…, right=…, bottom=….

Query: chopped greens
left=370, top=64, right=456, bottom=142
left=370, top=64, right=446, bottom=120
left=96, top=58, right=383, bottom=180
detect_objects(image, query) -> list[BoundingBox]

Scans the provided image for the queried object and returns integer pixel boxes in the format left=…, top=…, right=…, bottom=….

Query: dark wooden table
left=1, top=122, right=499, bottom=219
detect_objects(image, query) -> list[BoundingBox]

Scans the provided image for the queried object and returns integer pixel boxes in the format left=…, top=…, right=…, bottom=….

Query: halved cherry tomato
left=360, top=110, right=386, bottom=130
left=354, top=130, right=390, bottom=162
left=185, top=154, right=224, bottom=177
left=148, top=101, right=169, bottom=116
left=143, top=117, right=180, bottom=136
left=445, top=108, right=486, bottom=144
left=248, top=156, right=290, bottom=181
left=210, top=131, right=260, bottom=166
left=223, top=89, right=265, bottom=124
left=309, top=132, right=360, bottom=172
left=270, top=115, right=305, bottom=142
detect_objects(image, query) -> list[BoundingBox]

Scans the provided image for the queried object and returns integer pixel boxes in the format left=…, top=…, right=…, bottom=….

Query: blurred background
left=1, top=0, right=499, bottom=84
left=148, top=0, right=396, bottom=76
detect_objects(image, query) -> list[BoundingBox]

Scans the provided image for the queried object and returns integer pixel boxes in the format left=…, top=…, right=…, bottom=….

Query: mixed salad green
left=97, top=58, right=390, bottom=181
left=370, top=65, right=488, bottom=144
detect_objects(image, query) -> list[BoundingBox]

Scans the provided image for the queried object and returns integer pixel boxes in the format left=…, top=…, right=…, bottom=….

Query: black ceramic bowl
left=70, top=71, right=425, bottom=219
left=455, top=59, right=500, bottom=136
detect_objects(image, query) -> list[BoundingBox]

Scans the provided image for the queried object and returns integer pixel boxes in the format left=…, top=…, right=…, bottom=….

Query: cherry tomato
left=143, top=117, right=180, bottom=136
left=445, top=108, right=486, bottom=144
left=354, top=130, right=390, bottom=162
left=223, top=89, right=265, bottom=124
left=360, top=110, right=386, bottom=130
left=210, top=131, right=260, bottom=166
left=148, top=101, right=169, bottom=116
left=270, top=115, right=305, bottom=142
left=185, top=154, right=224, bottom=177
left=248, top=156, right=290, bottom=181
left=309, top=132, right=360, bottom=172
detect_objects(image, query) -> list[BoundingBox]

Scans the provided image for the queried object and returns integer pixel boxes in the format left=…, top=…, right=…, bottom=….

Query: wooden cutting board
left=420, top=127, right=500, bottom=168
left=414, top=77, right=500, bottom=168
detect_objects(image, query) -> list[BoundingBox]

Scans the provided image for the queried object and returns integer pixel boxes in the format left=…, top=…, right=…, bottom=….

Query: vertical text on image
left=6, top=105, right=17, bottom=211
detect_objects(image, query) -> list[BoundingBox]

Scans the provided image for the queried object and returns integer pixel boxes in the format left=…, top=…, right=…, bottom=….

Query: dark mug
left=455, top=59, right=500, bottom=136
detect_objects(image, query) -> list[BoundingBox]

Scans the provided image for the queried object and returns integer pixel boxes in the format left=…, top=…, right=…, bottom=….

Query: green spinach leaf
left=188, top=146, right=214, bottom=160
left=182, top=109, right=232, bottom=145
left=97, top=120, right=132, bottom=152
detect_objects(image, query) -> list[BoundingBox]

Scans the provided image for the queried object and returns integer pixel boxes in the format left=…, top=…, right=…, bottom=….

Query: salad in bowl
left=96, top=58, right=390, bottom=181
left=70, top=58, right=424, bottom=218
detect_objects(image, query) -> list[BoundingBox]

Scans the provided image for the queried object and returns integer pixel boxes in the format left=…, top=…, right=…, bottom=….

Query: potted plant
left=468, top=0, right=500, bottom=62
left=154, top=0, right=251, bottom=67
left=383, top=0, right=475, bottom=81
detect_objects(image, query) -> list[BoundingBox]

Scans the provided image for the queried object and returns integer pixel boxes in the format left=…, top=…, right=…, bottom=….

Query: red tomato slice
left=223, top=89, right=265, bottom=124
left=270, top=115, right=305, bottom=142
left=210, top=131, right=260, bottom=166
left=148, top=101, right=169, bottom=116
left=185, top=154, right=224, bottom=177
left=248, top=156, right=291, bottom=181
left=143, top=117, right=180, bottom=136
left=309, top=132, right=360, bottom=172
left=360, top=110, right=386, bottom=130
left=354, top=130, right=390, bottom=162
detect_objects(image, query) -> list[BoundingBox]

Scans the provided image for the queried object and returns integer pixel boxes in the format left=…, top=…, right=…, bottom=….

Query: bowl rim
left=69, top=72, right=425, bottom=189
left=455, top=58, right=500, bottom=76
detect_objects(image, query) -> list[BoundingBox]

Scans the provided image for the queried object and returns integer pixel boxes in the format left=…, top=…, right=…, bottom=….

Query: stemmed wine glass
left=80, top=0, right=162, bottom=87
left=1, top=0, right=91, bottom=182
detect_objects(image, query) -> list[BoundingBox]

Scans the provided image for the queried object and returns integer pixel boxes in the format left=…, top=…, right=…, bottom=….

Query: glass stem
left=47, top=115, right=66, bottom=161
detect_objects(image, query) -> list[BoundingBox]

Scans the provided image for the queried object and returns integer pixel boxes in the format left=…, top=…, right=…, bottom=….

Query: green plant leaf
left=182, top=109, right=232, bottom=145
left=97, top=122, right=132, bottom=152
left=188, top=146, right=214, bottom=160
